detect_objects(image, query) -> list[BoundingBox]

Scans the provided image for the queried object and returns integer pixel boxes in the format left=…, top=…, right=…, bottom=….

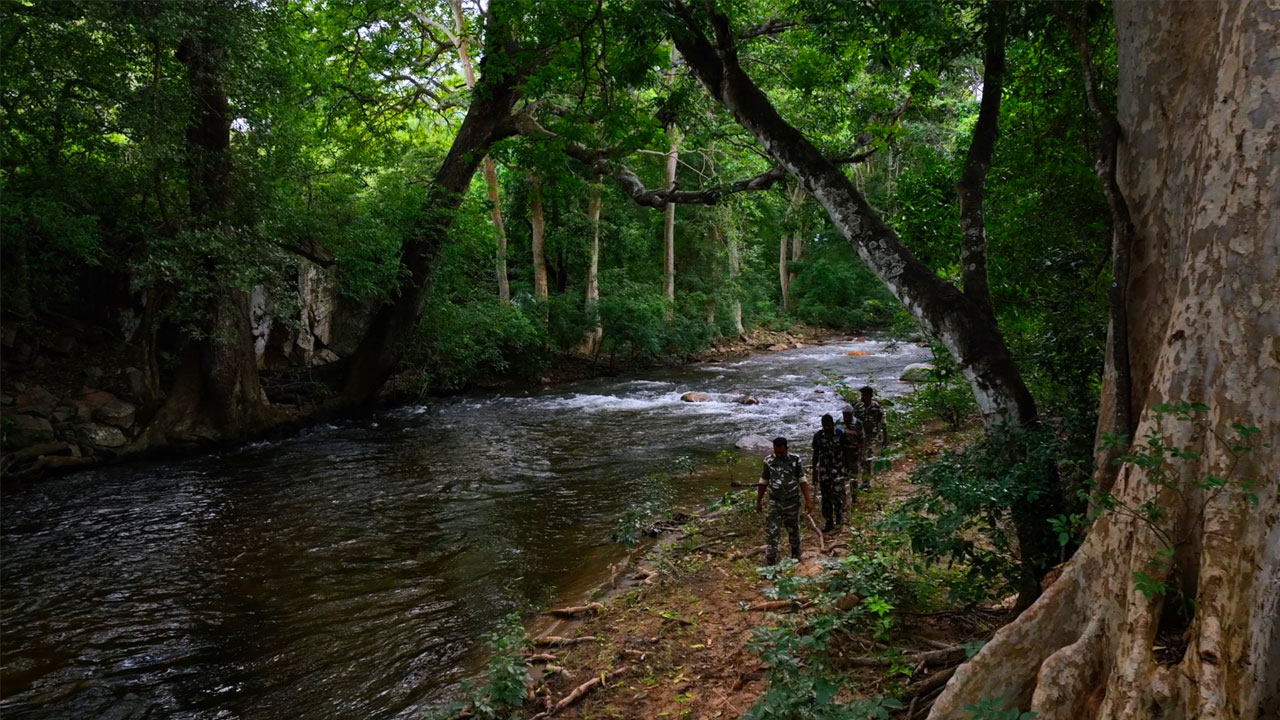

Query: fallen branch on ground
left=532, top=635, right=599, bottom=648
left=843, top=644, right=969, bottom=668
left=543, top=602, right=604, bottom=618
left=747, top=598, right=812, bottom=612
left=540, top=665, right=631, bottom=717
left=729, top=545, right=765, bottom=561
left=525, top=653, right=559, bottom=663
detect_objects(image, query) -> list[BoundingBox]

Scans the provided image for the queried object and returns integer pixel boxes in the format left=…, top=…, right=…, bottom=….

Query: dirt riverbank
left=494, top=422, right=1008, bottom=720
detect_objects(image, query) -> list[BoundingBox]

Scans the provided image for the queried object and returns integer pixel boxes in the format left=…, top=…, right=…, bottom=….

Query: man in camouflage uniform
left=841, top=406, right=864, bottom=493
left=755, top=437, right=816, bottom=565
left=852, top=386, right=888, bottom=488
left=811, top=414, right=850, bottom=531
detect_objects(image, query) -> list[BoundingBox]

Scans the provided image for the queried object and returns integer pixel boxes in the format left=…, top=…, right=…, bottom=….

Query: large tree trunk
left=448, top=0, right=512, bottom=304
left=929, top=2, right=1280, bottom=718
left=141, top=17, right=270, bottom=445
left=337, top=14, right=531, bottom=407
left=665, top=7, right=1037, bottom=429
left=530, top=171, right=548, bottom=301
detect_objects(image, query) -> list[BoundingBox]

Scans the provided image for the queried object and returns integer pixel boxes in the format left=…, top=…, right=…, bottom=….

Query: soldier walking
left=811, top=414, right=850, bottom=531
left=841, top=405, right=864, bottom=497
left=755, top=437, right=816, bottom=565
left=852, top=386, right=888, bottom=488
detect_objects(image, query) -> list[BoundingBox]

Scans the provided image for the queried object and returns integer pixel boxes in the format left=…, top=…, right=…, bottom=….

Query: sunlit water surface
left=1, top=339, right=929, bottom=719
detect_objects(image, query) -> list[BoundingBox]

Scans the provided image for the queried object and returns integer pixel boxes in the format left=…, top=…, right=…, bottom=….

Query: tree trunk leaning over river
left=662, top=4, right=1037, bottom=431
left=448, top=0, right=511, bottom=304
left=930, top=1, right=1280, bottom=717
left=338, top=4, right=538, bottom=408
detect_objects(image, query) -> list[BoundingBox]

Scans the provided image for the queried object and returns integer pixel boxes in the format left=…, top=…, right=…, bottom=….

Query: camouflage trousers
left=765, top=505, right=801, bottom=565
left=817, top=470, right=846, bottom=528
left=856, top=437, right=881, bottom=488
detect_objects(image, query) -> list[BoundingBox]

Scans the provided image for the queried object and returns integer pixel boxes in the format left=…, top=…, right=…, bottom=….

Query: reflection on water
left=1, top=340, right=929, bottom=719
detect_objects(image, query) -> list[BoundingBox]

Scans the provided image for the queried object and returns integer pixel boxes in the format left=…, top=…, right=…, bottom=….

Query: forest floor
left=506, top=421, right=1012, bottom=720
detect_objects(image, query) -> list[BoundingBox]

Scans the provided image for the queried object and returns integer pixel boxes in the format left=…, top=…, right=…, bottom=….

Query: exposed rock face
left=735, top=434, right=773, bottom=452
left=899, top=363, right=936, bottom=382
left=15, top=386, right=57, bottom=418
left=94, top=400, right=136, bottom=429
left=5, top=414, right=55, bottom=447
left=768, top=344, right=789, bottom=352
left=74, top=423, right=128, bottom=449
left=681, top=392, right=713, bottom=402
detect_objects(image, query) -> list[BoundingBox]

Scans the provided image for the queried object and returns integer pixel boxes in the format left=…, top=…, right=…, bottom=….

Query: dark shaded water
left=1, top=339, right=929, bottom=719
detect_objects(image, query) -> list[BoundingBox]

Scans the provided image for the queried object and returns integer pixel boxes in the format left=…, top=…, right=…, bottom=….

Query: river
left=0, top=338, right=929, bottom=719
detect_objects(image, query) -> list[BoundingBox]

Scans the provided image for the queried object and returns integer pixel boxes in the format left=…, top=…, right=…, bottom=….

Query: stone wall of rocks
left=2, top=382, right=140, bottom=476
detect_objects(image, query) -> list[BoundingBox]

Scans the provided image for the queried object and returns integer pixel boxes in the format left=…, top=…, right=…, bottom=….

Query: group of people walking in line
left=754, top=386, right=888, bottom=565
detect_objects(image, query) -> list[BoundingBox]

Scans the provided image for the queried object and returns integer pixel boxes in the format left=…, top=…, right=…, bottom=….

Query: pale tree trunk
left=579, top=176, right=604, bottom=354
left=530, top=171, right=548, bottom=301
left=929, top=2, right=1280, bottom=718
left=780, top=184, right=805, bottom=313
left=449, top=0, right=511, bottom=303
left=716, top=218, right=745, bottom=338
left=662, top=125, right=681, bottom=320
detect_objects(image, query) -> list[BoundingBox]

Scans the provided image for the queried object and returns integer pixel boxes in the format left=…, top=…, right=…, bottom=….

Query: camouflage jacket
left=759, top=453, right=806, bottom=510
left=811, top=428, right=849, bottom=477
left=853, top=400, right=886, bottom=435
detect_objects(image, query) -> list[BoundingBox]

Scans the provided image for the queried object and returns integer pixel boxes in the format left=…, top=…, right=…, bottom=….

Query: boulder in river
left=768, top=343, right=790, bottom=352
left=735, top=434, right=773, bottom=452
left=74, top=423, right=128, bottom=449
left=681, top=392, right=713, bottom=403
left=899, top=363, right=937, bottom=383
left=846, top=350, right=869, bottom=357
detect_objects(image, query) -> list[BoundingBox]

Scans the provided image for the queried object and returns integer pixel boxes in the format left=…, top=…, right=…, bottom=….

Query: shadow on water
left=0, top=339, right=929, bottom=719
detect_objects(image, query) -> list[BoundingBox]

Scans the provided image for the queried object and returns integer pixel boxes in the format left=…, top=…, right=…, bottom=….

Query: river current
left=0, top=339, right=929, bottom=719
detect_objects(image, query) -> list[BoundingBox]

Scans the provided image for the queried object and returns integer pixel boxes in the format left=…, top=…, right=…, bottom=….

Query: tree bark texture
left=664, top=5, right=1037, bottom=429
left=929, top=2, right=1280, bottom=717
left=338, top=13, right=532, bottom=407
left=956, top=4, right=1005, bottom=319
left=531, top=171, right=548, bottom=301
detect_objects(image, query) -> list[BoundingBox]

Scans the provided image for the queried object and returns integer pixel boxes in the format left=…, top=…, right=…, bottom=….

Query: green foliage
left=885, top=415, right=1094, bottom=604
left=434, top=611, right=531, bottom=720
left=403, top=300, right=549, bottom=392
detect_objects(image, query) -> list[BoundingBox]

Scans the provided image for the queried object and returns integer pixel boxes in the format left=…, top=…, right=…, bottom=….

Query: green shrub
left=404, top=300, right=549, bottom=391
left=882, top=416, right=1093, bottom=605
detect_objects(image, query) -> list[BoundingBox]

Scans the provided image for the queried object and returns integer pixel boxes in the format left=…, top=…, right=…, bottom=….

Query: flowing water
left=1, top=339, right=929, bottom=719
